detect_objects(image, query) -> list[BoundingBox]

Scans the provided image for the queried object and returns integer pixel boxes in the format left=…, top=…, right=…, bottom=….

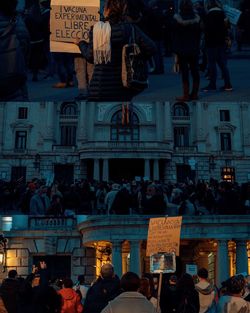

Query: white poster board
left=50, top=0, right=100, bottom=53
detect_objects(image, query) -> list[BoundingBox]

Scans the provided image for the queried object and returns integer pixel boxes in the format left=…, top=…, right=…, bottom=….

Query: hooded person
left=58, top=278, right=83, bottom=313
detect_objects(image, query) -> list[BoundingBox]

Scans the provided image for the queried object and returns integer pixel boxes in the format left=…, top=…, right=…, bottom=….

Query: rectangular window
left=15, top=131, right=27, bottom=149
left=18, top=107, right=28, bottom=119
left=220, top=110, right=230, bottom=122
left=174, top=127, right=189, bottom=147
left=220, top=133, right=231, bottom=151
left=61, top=126, right=76, bottom=145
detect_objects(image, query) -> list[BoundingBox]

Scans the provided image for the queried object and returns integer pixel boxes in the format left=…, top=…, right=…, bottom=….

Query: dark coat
left=78, top=21, right=156, bottom=102
left=203, top=8, right=228, bottom=48
left=0, top=278, right=21, bottom=313
left=0, top=13, right=30, bottom=64
left=176, top=289, right=200, bottom=313
left=172, top=13, right=201, bottom=56
left=84, top=276, right=121, bottom=313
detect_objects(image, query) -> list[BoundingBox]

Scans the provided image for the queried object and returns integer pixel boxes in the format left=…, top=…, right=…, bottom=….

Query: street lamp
left=0, top=233, right=8, bottom=272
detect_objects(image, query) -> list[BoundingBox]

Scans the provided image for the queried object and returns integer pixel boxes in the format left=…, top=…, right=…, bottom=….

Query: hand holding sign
left=50, top=0, right=100, bottom=53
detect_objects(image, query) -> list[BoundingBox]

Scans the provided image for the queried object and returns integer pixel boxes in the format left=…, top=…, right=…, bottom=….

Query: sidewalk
left=27, top=54, right=250, bottom=103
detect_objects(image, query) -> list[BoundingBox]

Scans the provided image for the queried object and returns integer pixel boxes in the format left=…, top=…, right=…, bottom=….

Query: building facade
left=0, top=102, right=250, bottom=184
left=0, top=215, right=249, bottom=286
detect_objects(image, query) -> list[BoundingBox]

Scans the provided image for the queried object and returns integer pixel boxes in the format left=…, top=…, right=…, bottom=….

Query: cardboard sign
left=146, top=217, right=182, bottom=256
left=150, top=253, right=176, bottom=273
left=223, top=5, right=241, bottom=25
left=50, top=0, right=100, bottom=53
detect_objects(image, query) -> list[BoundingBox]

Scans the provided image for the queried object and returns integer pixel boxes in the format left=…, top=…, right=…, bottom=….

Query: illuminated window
left=221, top=167, right=235, bottom=182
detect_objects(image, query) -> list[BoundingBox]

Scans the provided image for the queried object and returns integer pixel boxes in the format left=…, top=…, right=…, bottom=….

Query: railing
left=174, top=146, right=197, bottom=153
left=52, top=145, right=77, bottom=152
left=28, top=217, right=77, bottom=230
left=79, top=141, right=171, bottom=150
left=59, top=115, right=78, bottom=120
left=172, top=116, right=190, bottom=121
left=13, top=148, right=27, bottom=154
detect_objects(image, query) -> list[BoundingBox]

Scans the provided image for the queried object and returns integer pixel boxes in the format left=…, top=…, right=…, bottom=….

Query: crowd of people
left=0, top=263, right=250, bottom=313
left=1, top=0, right=250, bottom=101
left=1, top=177, right=250, bottom=216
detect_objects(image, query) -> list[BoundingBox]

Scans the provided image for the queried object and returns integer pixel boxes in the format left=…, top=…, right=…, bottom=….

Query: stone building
left=0, top=102, right=250, bottom=184
left=0, top=215, right=249, bottom=287
left=0, top=101, right=250, bottom=287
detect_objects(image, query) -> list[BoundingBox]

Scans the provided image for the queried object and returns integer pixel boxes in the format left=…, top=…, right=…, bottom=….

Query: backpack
left=121, top=25, right=148, bottom=92
left=0, top=18, right=26, bottom=98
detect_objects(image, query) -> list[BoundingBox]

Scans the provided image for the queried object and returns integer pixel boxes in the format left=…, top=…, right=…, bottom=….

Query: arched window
left=111, top=110, right=139, bottom=141
left=173, top=103, right=189, bottom=116
left=60, top=102, right=77, bottom=116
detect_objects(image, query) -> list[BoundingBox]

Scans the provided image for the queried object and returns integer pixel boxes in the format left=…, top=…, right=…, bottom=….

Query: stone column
left=102, top=159, right=109, bottom=182
left=112, top=241, right=122, bottom=278
left=156, top=102, right=162, bottom=141
left=196, top=103, right=206, bottom=152
left=216, top=240, right=229, bottom=287
left=93, top=159, right=100, bottom=181
left=78, top=102, right=87, bottom=141
left=46, top=102, right=54, bottom=140
left=129, top=240, right=141, bottom=275
left=144, top=159, right=150, bottom=179
left=236, top=240, right=249, bottom=275
left=163, top=102, right=173, bottom=144
left=153, top=159, right=159, bottom=181
left=44, top=102, right=54, bottom=150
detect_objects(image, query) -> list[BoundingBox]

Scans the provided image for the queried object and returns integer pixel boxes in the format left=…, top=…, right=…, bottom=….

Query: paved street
left=27, top=51, right=250, bottom=102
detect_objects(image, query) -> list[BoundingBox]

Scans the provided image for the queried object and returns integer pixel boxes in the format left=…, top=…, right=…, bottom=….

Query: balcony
left=174, top=146, right=197, bottom=153
left=13, top=148, right=27, bottom=154
left=59, top=114, right=78, bottom=121
left=52, top=145, right=76, bottom=152
left=79, top=141, right=171, bottom=151
left=28, top=216, right=77, bottom=230
left=172, top=116, right=190, bottom=121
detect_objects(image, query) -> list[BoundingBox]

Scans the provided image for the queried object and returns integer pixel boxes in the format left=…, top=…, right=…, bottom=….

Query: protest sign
left=50, top=0, right=100, bottom=53
left=224, top=5, right=241, bottom=25
left=150, top=253, right=176, bottom=273
left=146, top=216, right=182, bottom=256
left=186, top=264, right=198, bottom=276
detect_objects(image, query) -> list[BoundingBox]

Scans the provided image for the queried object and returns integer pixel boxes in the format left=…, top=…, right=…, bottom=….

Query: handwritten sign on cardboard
left=146, top=216, right=182, bottom=256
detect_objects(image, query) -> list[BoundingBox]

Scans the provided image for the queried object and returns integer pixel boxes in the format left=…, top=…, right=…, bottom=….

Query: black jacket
left=172, top=13, right=201, bottom=56
left=84, top=276, right=121, bottom=313
left=0, top=278, right=21, bottom=313
left=78, top=21, right=156, bottom=102
left=204, top=7, right=228, bottom=48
